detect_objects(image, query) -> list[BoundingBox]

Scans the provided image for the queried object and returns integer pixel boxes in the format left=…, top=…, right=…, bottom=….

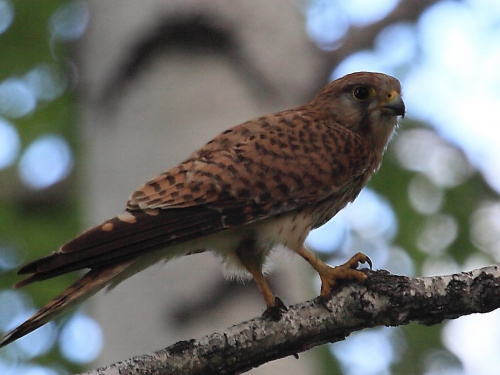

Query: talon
left=365, top=255, right=373, bottom=269
left=354, top=252, right=372, bottom=269
left=347, top=252, right=372, bottom=270
left=262, top=297, right=287, bottom=321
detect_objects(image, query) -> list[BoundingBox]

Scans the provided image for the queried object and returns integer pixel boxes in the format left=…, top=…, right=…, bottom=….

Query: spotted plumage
left=0, top=72, right=405, bottom=347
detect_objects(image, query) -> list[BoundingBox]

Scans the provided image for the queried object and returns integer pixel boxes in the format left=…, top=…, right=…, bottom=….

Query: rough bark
left=79, top=265, right=500, bottom=375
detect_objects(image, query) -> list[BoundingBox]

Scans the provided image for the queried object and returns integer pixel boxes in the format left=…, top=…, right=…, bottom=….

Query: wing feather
left=129, top=109, right=371, bottom=215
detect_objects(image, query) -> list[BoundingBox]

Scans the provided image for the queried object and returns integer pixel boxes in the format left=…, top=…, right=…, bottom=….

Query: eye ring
left=352, top=86, right=371, bottom=101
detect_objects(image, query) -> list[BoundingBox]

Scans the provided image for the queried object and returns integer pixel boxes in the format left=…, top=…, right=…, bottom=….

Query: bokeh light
left=305, top=0, right=400, bottom=49
left=0, top=290, right=57, bottom=359
left=0, top=117, right=20, bottom=169
left=2, top=364, right=60, bottom=375
left=339, top=0, right=399, bottom=26
left=0, top=0, right=14, bottom=35
left=408, top=174, right=444, bottom=215
left=0, top=290, right=31, bottom=332
left=333, top=50, right=388, bottom=80
left=307, top=187, right=400, bottom=275
left=59, top=313, right=103, bottom=364
left=307, top=188, right=397, bottom=258
left=374, top=22, right=417, bottom=67
left=0, top=78, right=37, bottom=118
left=421, top=255, right=460, bottom=278
left=384, top=246, right=414, bottom=276
left=394, top=128, right=474, bottom=188
left=422, top=349, right=463, bottom=375
left=49, top=0, right=89, bottom=41
left=470, top=201, right=500, bottom=260
left=9, top=314, right=57, bottom=358
left=331, top=328, right=401, bottom=375
left=0, top=240, right=24, bottom=272
left=18, top=134, right=73, bottom=190
left=305, top=0, right=349, bottom=49
left=443, top=310, right=500, bottom=375
left=417, top=214, right=458, bottom=255
left=24, top=64, right=68, bottom=102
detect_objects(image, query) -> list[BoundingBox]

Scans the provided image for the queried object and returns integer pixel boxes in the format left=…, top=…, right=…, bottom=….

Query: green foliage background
left=0, top=1, right=83, bottom=373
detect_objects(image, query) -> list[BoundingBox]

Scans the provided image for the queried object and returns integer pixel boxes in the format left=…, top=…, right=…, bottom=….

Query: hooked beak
left=381, top=90, right=405, bottom=118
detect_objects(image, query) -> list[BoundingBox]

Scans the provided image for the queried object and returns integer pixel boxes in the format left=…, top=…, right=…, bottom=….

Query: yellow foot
left=318, top=252, right=372, bottom=300
left=295, top=247, right=372, bottom=308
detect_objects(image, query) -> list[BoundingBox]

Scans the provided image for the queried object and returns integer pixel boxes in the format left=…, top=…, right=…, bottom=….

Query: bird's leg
left=296, top=247, right=372, bottom=303
left=237, top=240, right=287, bottom=321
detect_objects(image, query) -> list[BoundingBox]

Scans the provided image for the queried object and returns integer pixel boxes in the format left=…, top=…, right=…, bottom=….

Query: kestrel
left=0, top=72, right=404, bottom=347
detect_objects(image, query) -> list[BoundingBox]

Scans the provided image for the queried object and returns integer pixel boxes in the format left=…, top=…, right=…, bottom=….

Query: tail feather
left=15, top=208, right=223, bottom=288
left=0, top=260, right=134, bottom=348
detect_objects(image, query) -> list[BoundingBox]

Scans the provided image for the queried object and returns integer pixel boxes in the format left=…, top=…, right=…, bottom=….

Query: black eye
left=352, top=86, right=371, bottom=101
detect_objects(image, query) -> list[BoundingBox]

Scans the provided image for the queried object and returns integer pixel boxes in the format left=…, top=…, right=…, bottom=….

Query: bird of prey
left=0, top=71, right=405, bottom=348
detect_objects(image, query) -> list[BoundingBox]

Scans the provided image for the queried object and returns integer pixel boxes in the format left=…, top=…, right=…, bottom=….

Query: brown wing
left=16, top=108, right=371, bottom=286
left=128, top=108, right=371, bottom=218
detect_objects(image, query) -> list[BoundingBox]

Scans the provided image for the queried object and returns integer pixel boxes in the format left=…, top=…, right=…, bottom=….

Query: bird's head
left=310, top=71, right=405, bottom=152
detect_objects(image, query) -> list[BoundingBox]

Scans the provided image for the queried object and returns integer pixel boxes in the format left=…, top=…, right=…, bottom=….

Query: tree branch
left=79, top=265, right=500, bottom=375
